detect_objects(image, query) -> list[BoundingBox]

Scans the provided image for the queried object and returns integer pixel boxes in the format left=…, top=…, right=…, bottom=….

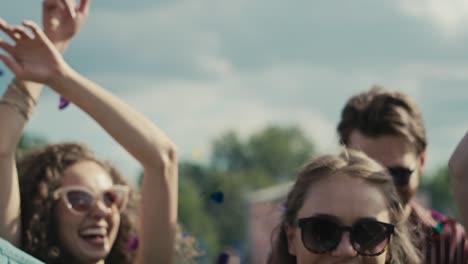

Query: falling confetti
left=126, top=234, right=139, bottom=251
left=280, top=205, right=286, bottom=213
left=191, top=147, right=203, bottom=161
left=209, top=191, right=225, bottom=204
left=58, top=96, right=69, bottom=110
left=216, top=252, right=229, bottom=264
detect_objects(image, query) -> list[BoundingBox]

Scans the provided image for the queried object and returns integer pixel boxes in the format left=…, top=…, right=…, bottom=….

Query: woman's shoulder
left=0, top=238, right=45, bottom=264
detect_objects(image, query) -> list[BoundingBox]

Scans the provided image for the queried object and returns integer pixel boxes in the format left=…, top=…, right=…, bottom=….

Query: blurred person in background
left=337, top=87, right=468, bottom=263
left=449, top=131, right=468, bottom=231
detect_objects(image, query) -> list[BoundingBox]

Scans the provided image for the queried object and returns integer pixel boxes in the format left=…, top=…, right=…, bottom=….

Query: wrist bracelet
left=10, top=79, right=37, bottom=106
left=0, top=99, right=30, bottom=120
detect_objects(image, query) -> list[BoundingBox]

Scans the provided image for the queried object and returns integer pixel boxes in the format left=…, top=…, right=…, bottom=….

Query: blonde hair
left=269, top=149, right=421, bottom=264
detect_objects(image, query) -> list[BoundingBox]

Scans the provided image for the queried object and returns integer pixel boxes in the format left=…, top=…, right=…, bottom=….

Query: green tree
left=178, top=124, right=316, bottom=261
left=420, top=166, right=457, bottom=217
left=211, top=131, right=251, bottom=172
left=178, top=173, right=220, bottom=261
left=211, top=125, right=315, bottom=181
left=247, top=125, right=315, bottom=181
left=16, top=132, right=47, bottom=157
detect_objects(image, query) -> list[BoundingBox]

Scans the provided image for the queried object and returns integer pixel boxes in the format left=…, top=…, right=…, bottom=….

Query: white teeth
left=81, top=227, right=107, bottom=236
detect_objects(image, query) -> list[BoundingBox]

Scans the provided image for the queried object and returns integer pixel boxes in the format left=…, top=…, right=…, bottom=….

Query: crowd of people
left=0, top=1, right=467, bottom=263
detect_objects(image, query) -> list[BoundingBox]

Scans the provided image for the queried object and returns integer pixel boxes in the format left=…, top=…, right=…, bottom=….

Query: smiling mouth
left=79, top=227, right=109, bottom=247
left=81, top=235, right=106, bottom=246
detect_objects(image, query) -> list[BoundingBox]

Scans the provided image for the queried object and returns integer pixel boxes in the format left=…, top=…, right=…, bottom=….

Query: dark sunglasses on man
left=386, top=167, right=414, bottom=186
left=295, top=215, right=395, bottom=256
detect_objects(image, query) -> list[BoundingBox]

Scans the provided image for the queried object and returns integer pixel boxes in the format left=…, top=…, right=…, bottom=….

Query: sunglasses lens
left=352, top=220, right=392, bottom=255
left=103, top=190, right=124, bottom=209
left=301, top=218, right=341, bottom=253
left=66, top=190, right=93, bottom=212
left=388, top=167, right=413, bottom=185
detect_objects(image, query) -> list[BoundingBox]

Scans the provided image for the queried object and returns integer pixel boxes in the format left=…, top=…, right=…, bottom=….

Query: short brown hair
left=337, top=86, right=427, bottom=155
left=268, top=150, right=421, bottom=264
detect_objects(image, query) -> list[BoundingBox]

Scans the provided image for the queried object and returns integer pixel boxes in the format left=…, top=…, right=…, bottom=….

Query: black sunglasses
left=387, top=167, right=414, bottom=185
left=296, top=215, right=395, bottom=256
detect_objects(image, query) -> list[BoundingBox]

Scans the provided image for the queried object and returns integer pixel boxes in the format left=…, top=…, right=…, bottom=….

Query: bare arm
left=0, top=19, right=178, bottom=263
left=449, top=131, right=468, bottom=228
left=0, top=0, right=88, bottom=246
left=53, top=69, right=179, bottom=264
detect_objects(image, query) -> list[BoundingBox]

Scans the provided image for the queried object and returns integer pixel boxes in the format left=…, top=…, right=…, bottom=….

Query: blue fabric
left=0, top=238, right=44, bottom=264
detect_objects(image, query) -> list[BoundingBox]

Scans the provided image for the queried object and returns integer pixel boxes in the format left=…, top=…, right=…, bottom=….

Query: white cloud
left=6, top=0, right=467, bottom=182
left=396, top=0, right=468, bottom=37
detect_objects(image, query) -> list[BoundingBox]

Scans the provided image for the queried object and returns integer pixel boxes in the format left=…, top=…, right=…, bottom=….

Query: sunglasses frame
left=52, top=184, right=130, bottom=215
left=386, top=166, right=415, bottom=186
left=296, top=216, right=395, bottom=256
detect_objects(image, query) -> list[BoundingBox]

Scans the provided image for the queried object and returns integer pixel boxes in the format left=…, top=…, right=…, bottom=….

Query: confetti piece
left=280, top=205, right=286, bottom=213
left=433, top=222, right=443, bottom=234
left=209, top=191, right=225, bottom=204
left=191, top=147, right=203, bottom=161
left=126, top=234, right=139, bottom=251
left=58, top=96, right=69, bottom=110
left=216, top=252, right=229, bottom=264
left=0, top=69, right=3, bottom=76
left=431, top=210, right=444, bottom=221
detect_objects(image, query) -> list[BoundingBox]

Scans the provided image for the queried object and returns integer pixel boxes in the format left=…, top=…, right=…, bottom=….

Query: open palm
left=0, top=20, right=68, bottom=84
left=43, top=0, right=89, bottom=47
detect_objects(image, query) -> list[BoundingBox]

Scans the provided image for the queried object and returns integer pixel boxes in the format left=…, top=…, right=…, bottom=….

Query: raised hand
left=43, top=0, right=90, bottom=51
left=0, top=19, right=68, bottom=84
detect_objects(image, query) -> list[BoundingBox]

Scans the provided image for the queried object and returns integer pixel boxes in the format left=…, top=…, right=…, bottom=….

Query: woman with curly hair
left=268, top=150, right=421, bottom=264
left=0, top=1, right=195, bottom=263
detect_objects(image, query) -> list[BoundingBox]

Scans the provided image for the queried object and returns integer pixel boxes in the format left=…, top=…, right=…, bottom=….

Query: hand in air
left=0, top=19, right=69, bottom=84
left=43, top=0, right=90, bottom=50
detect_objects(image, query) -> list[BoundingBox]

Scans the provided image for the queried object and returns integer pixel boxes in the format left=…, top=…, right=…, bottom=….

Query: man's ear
left=417, top=149, right=427, bottom=174
left=285, top=223, right=297, bottom=256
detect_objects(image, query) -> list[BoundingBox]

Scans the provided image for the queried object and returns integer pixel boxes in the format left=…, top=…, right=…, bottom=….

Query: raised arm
left=0, top=0, right=88, bottom=247
left=0, top=20, right=178, bottom=263
left=449, top=131, right=468, bottom=228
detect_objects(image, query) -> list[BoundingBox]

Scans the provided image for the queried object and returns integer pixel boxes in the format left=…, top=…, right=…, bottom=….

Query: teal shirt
left=0, top=238, right=44, bottom=264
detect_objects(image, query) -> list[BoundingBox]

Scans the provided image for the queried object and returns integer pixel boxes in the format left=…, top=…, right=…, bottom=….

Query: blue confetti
left=182, top=231, right=191, bottom=238
left=209, top=191, right=225, bottom=204
left=216, top=252, right=229, bottom=264
left=58, top=96, right=69, bottom=110
left=433, top=222, right=443, bottom=234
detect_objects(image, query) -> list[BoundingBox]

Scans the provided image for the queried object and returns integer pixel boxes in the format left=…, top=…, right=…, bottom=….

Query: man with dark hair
left=337, top=86, right=468, bottom=263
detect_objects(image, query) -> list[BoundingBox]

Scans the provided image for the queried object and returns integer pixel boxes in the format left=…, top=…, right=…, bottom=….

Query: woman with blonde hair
left=269, top=150, right=421, bottom=264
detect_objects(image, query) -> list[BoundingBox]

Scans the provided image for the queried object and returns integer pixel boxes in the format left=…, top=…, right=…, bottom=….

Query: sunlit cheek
left=109, top=212, right=121, bottom=241
left=54, top=204, right=83, bottom=254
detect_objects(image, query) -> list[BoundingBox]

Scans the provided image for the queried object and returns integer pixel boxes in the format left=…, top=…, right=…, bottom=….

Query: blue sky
left=1, top=0, right=468, bottom=183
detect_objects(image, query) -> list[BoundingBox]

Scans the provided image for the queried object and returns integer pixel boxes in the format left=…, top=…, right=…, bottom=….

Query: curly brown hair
left=17, top=142, right=139, bottom=263
left=268, top=150, right=422, bottom=264
left=17, top=142, right=200, bottom=263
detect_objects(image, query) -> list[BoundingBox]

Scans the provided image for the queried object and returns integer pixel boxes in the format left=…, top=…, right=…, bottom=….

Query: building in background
left=247, top=181, right=293, bottom=264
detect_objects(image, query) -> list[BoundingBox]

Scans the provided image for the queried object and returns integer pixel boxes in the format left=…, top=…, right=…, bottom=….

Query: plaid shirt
left=410, top=201, right=468, bottom=264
